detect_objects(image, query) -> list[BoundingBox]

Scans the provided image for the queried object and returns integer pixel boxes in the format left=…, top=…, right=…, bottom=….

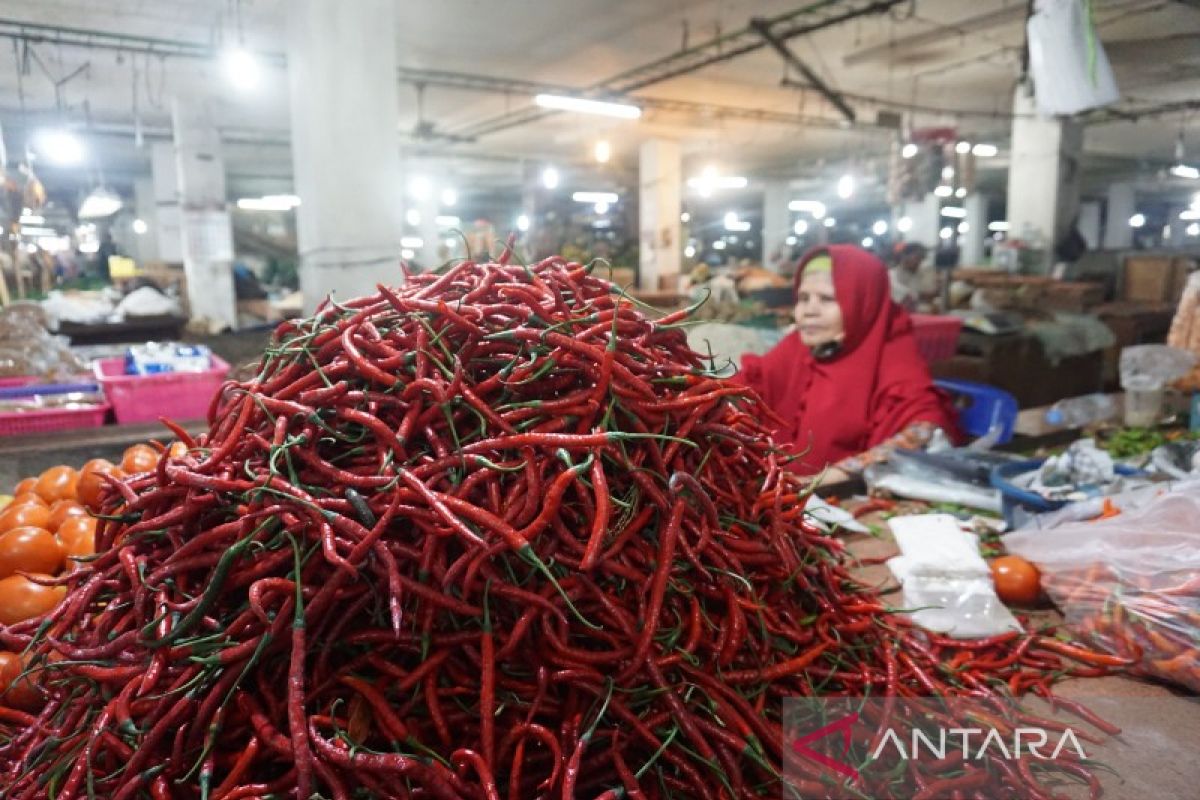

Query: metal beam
left=450, top=0, right=905, bottom=139
left=748, top=17, right=855, bottom=123
left=396, top=67, right=571, bottom=97
left=841, top=5, right=1028, bottom=67
left=0, top=17, right=284, bottom=64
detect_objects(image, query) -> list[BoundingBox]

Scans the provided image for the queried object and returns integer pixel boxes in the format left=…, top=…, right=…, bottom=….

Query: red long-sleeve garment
left=739, top=245, right=959, bottom=475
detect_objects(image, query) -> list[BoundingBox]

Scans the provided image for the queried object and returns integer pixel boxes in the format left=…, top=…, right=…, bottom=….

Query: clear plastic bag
left=1119, top=344, right=1197, bottom=391
left=1006, top=485, right=1200, bottom=691
left=0, top=306, right=86, bottom=379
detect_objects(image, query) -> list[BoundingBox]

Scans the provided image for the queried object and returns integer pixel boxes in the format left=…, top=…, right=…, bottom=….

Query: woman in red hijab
left=740, top=245, right=958, bottom=479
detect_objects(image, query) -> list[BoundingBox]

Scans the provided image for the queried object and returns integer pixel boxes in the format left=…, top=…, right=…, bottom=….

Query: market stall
left=4, top=0, right=1200, bottom=795
left=0, top=259, right=1196, bottom=798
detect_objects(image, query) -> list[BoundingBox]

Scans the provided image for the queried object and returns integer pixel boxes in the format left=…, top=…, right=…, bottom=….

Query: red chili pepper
left=1033, top=637, right=1135, bottom=668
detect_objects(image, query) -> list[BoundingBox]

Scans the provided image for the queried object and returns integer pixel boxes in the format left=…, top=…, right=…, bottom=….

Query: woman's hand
left=803, top=467, right=851, bottom=489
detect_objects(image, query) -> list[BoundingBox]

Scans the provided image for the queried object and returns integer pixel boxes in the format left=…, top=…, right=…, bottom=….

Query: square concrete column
left=172, top=96, right=237, bottom=331
left=1078, top=201, right=1102, bottom=250
left=899, top=193, right=941, bottom=249
left=761, top=181, right=791, bottom=272
left=1102, top=182, right=1135, bottom=249
left=130, top=175, right=160, bottom=265
left=962, top=194, right=987, bottom=266
left=638, top=139, right=682, bottom=291
left=1006, top=84, right=1083, bottom=272
left=151, top=141, right=183, bottom=264
left=289, top=0, right=404, bottom=311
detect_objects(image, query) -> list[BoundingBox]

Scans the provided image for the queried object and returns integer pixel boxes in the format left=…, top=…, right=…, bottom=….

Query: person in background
left=95, top=232, right=118, bottom=283
left=889, top=242, right=934, bottom=311
left=739, top=245, right=959, bottom=482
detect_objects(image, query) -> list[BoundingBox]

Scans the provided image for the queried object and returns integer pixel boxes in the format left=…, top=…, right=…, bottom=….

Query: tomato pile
left=0, top=445, right=167, bottom=707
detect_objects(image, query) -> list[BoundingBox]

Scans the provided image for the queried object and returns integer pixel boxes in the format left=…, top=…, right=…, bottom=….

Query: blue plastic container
left=934, top=378, right=1019, bottom=445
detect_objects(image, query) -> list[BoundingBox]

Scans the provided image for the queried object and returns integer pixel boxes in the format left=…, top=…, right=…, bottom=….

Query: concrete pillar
left=288, top=0, right=403, bottom=312
left=638, top=139, right=682, bottom=291
left=151, top=141, right=183, bottom=264
left=1165, top=205, right=1187, bottom=250
left=1006, top=84, right=1083, bottom=272
left=1102, top=182, right=1135, bottom=249
left=1077, top=201, right=1102, bottom=250
left=761, top=181, right=790, bottom=272
left=417, top=189, right=440, bottom=270
left=962, top=194, right=987, bottom=266
left=900, top=193, right=941, bottom=249
left=131, top=176, right=160, bottom=264
left=172, top=96, right=237, bottom=331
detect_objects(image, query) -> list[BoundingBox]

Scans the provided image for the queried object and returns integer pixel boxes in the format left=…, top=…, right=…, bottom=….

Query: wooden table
left=0, top=419, right=207, bottom=489
left=59, top=315, right=189, bottom=346
left=840, top=499, right=1200, bottom=798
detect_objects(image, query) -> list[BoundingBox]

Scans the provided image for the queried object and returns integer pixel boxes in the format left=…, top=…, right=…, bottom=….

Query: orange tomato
left=9, top=492, right=47, bottom=509
left=0, top=575, right=65, bottom=625
left=0, top=651, right=41, bottom=710
left=56, top=516, right=97, bottom=565
left=34, top=466, right=78, bottom=504
left=46, top=500, right=86, bottom=532
left=990, top=555, right=1041, bottom=607
left=0, top=526, right=65, bottom=579
left=121, top=444, right=159, bottom=475
left=77, top=459, right=124, bottom=512
left=12, top=478, right=36, bottom=496
left=0, top=502, right=51, bottom=534
left=167, top=441, right=189, bottom=460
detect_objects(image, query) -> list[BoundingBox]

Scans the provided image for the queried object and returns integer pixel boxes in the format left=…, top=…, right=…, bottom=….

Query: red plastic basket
left=910, top=314, right=964, bottom=363
left=93, top=357, right=231, bottom=424
left=0, top=403, right=110, bottom=436
left=0, top=376, right=38, bottom=389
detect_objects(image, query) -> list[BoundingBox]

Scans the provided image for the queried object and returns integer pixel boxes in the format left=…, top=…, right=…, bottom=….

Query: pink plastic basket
left=0, top=403, right=110, bottom=436
left=93, top=357, right=231, bottom=424
left=910, top=314, right=964, bottom=364
left=0, top=376, right=38, bottom=389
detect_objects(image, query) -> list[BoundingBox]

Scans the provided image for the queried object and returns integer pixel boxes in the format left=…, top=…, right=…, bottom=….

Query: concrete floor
left=844, top=510, right=1200, bottom=800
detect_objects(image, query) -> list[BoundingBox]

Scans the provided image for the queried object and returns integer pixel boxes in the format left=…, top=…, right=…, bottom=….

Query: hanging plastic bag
left=1027, top=0, right=1120, bottom=116
left=1006, top=484, right=1200, bottom=692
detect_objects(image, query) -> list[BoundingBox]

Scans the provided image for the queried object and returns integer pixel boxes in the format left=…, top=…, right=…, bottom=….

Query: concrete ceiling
left=1, top=0, right=1199, bottom=212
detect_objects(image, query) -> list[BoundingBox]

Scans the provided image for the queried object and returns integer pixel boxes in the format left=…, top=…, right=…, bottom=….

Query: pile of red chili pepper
left=0, top=256, right=1123, bottom=798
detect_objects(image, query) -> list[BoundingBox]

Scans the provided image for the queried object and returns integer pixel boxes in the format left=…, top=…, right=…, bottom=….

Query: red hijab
left=740, top=245, right=958, bottom=474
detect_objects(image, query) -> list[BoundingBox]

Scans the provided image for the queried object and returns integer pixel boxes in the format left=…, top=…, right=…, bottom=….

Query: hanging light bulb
left=836, top=174, right=854, bottom=199
left=222, top=48, right=260, bottom=91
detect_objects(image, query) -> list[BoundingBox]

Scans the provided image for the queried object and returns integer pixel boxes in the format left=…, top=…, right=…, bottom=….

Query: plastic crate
left=0, top=403, right=109, bottom=436
left=910, top=314, right=964, bottom=363
left=94, top=356, right=231, bottom=424
left=0, top=376, right=36, bottom=389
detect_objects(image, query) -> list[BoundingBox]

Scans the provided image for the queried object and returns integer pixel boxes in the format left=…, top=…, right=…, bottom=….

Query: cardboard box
left=1122, top=256, right=1192, bottom=304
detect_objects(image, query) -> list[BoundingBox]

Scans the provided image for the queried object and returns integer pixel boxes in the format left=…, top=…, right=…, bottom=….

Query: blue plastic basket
left=990, top=459, right=1145, bottom=528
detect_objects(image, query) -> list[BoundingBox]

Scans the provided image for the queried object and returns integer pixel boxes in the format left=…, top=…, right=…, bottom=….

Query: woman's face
left=794, top=269, right=844, bottom=350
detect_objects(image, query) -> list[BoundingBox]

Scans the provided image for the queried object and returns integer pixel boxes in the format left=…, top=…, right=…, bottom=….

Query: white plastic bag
left=1027, top=0, right=1120, bottom=116
left=887, top=514, right=1022, bottom=639
left=1006, top=483, right=1200, bottom=691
